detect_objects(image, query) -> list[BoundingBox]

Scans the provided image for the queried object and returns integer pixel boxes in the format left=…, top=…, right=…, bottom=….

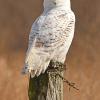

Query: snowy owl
left=22, top=0, right=75, bottom=77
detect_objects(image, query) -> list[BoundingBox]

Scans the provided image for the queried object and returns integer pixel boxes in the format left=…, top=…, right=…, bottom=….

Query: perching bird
left=22, top=0, right=75, bottom=77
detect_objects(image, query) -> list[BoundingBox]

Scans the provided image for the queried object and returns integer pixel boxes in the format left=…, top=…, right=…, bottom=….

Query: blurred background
left=0, top=0, right=100, bottom=100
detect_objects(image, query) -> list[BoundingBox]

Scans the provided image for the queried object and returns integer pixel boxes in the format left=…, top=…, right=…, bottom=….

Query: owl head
left=43, top=0, right=71, bottom=8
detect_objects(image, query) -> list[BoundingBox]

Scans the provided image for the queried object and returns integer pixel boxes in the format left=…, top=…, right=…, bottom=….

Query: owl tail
left=21, top=59, right=50, bottom=78
left=21, top=48, right=51, bottom=78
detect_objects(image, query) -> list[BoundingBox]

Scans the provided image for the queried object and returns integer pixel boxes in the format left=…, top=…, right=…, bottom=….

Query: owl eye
left=53, top=1, right=56, bottom=5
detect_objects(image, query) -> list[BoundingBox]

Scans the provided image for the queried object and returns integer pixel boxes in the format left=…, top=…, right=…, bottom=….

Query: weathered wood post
left=28, top=60, right=64, bottom=100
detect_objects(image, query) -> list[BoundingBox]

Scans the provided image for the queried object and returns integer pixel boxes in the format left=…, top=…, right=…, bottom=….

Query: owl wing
left=22, top=10, right=75, bottom=77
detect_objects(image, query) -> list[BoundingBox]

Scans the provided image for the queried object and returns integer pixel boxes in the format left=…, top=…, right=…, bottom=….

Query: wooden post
left=28, top=60, right=64, bottom=100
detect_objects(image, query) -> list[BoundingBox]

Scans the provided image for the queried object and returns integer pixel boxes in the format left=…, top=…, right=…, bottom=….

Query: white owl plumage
left=22, top=0, right=75, bottom=77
